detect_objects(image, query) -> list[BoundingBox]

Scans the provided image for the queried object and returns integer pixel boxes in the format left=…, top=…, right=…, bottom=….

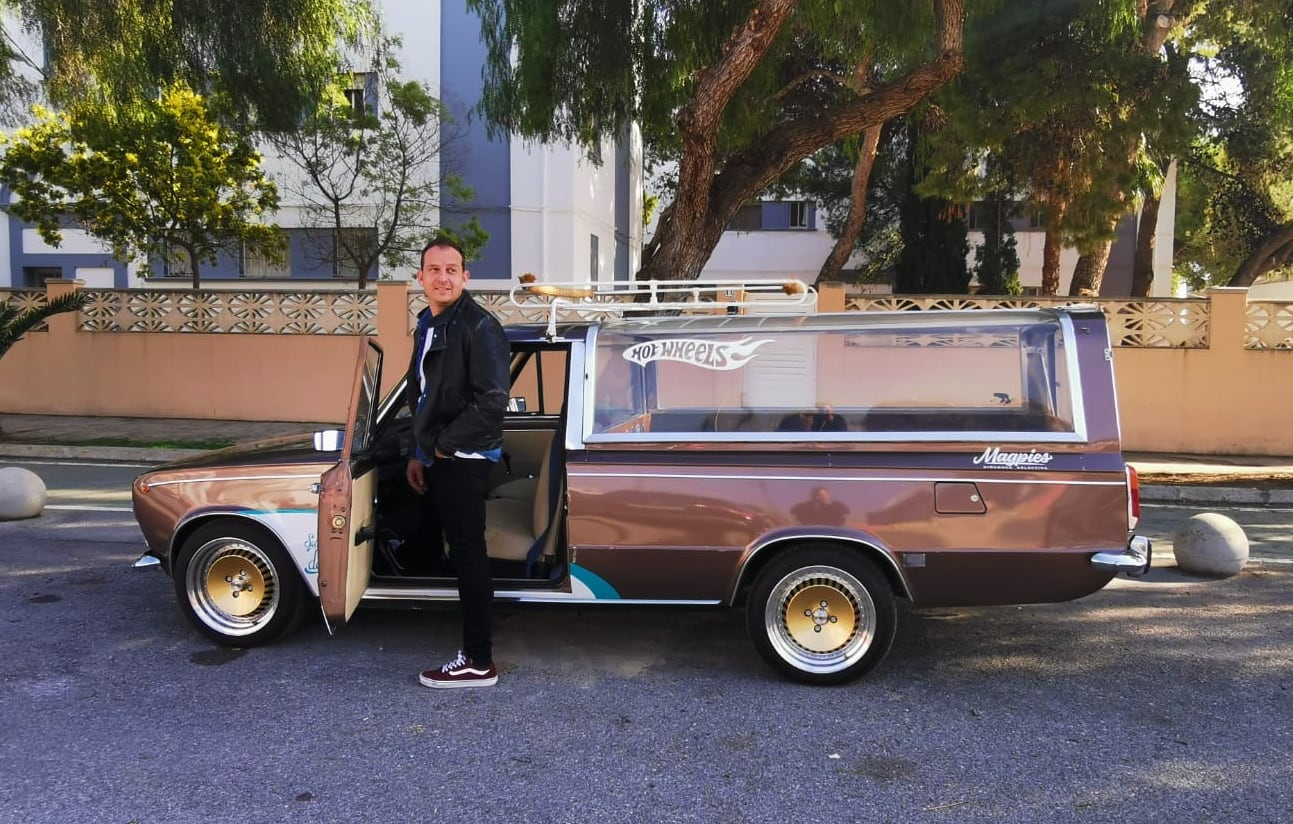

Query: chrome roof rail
left=509, top=278, right=817, bottom=337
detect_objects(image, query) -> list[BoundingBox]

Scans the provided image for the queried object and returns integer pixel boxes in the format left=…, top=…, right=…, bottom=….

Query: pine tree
left=974, top=197, right=1022, bottom=295
left=895, top=119, right=970, bottom=294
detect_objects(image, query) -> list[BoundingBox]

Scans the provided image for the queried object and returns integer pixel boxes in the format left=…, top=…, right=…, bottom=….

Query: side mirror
left=313, top=429, right=344, bottom=452
left=506, top=397, right=528, bottom=413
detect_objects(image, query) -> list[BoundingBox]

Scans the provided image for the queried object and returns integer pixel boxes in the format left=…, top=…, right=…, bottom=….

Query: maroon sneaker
left=419, top=651, right=498, bottom=689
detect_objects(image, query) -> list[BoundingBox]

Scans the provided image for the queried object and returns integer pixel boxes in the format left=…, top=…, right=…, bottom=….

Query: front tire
left=173, top=520, right=305, bottom=646
left=746, top=545, right=897, bottom=685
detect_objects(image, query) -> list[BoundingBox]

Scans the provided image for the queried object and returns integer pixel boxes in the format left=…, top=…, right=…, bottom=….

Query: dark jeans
left=425, top=457, right=494, bottom=666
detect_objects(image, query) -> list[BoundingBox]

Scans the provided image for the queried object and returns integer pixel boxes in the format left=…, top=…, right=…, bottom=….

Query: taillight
left=1126, top=464, right=1140, bottom=528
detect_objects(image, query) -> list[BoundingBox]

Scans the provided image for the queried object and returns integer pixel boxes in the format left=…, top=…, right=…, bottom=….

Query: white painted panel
left=74, top=267, right=116, bottom=288
left=23, top=228, right=113, bottom=255
left=743, top=335, right=817, bottom=407
left=700, top=228, right=838, bottom=282
left=0, top=215, right=10, bottom=286
left=1151, top=160, right=1177, bottom=297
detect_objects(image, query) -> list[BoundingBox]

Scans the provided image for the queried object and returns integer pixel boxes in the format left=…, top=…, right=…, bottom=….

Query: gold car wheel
left=185, top=538, right=280, bottom=637
left=763, top=565, right=876, bottom=675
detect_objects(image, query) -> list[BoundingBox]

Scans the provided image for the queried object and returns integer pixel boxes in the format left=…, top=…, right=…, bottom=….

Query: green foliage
left=643, top=192, right=660, bottom=228
left=270, top=38, right=487, bottom=287
left=923, top=0, right=1197, bottom=258
left=0, top=0, right=376, bottom=131
left=0, top=84, right=280, bottom=287
left=774, top=126, right=906, bottom=284
left=476, top=0, right=970, bottom=281
left=469, top=0, right=951, bottom=178
left=0, top=290, right=89, bottom=362
left=970, top=152, right=1022, bottom=294
left=973, top=197, right=1022, bottom=295
left=895, top=119, right=970, bottom=294
left=430, top=216, right=491, bottom=267
left=895, top=190, right=970, bottom=294
left=1173, top=3, right=1293, bottom=286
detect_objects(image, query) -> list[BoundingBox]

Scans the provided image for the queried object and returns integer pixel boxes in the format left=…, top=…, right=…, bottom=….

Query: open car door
left=317, top=338, right=383, bottom=634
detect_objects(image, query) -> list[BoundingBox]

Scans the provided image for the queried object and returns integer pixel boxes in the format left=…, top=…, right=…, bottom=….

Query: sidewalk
left=2, top=412, right=1293, bottom=505
left=0, top=412, right=337, bottom=463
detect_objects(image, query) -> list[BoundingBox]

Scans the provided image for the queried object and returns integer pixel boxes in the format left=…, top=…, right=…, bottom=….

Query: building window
left=728, top=203, right=764, bottom=232
left=334, top=227, right=376, bottom=279
left=344, top=72, right=376, bottom=118
left=789, top=201, right=809, bottom=229
left=1028, top=209, right=1043, bottom=229
left=727, top=200, right=814, bottom=231
left=21, top=266, right=62, bottom=287
left=242, top=233, right=291, bottom=279
left=590, top=234, right=600, bottom=280
left=160, top=244, right=190, bottom=278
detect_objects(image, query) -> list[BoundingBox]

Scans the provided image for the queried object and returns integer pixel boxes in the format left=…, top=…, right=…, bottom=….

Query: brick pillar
left=816, top=282, right=846, bottom=313
left=1205, top=287, right=1248, bottom=352
left=43, top=278, right=83, bottom=338
left=376, top=279, right=415, bottom=395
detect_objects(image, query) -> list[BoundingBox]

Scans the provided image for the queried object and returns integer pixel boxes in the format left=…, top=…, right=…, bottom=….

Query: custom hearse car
left=132, top=281, right=1151, bottom=685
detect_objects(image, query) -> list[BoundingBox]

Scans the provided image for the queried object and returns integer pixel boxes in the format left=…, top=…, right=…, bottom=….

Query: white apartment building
left=0, top=0, right=643, bottom=290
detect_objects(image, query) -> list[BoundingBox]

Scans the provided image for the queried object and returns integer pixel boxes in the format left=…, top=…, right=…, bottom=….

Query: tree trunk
left=639, top=202, right=732, bottom=282
left=187, top=248, right=201, bottom=290
left=1068, top=3, right=1179, bottom=298
left=1230, top=223, right=1293, bottom=287
left=1131, top=188, right=1162, bottom=296
left=818, top=125, right=882, bottom=283
left=638, top=0, right=965, bottom=281
left=1068, top=242, right=1113, bottom=296
left=1041, top=219, right=1064, bottom=295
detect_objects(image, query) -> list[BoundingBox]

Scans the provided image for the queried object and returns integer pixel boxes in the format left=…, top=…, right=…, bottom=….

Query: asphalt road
left=1, top=462, right=1291, bottom=823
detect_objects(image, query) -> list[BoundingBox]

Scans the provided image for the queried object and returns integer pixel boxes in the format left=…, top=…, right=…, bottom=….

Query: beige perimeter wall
left=1, top=281, right=1290, bottom=456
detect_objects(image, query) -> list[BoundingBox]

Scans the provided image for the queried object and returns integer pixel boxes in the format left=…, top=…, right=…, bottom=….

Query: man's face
left=417, top=244, right=470, bottom=313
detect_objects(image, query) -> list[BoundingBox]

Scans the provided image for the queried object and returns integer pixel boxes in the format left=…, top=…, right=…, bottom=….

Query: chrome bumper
left=1091, top=535, right=1152, bottom=577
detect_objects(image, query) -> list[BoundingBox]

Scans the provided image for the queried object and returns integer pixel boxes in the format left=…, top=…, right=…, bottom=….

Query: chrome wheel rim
left=185, top=538, right=280, bottom=637
left=764, top=564, right=876, bottom=675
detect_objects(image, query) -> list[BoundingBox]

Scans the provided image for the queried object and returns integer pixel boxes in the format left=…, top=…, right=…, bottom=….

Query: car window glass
left=590, top=317, right=1076, bottom=436
left=509, top=348, right=568, bottom=415
left=352, top=343, right=382, bottom=452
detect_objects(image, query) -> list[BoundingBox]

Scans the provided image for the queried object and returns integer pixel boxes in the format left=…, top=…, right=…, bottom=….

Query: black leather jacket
left=404, top=291, right=509, bottom=460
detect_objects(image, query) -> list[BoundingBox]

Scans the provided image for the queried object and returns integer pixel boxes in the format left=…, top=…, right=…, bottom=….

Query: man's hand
left=406, top=459, right=426, bottom=494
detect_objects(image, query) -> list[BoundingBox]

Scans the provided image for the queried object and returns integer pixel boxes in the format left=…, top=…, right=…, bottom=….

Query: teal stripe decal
left=571, top=564, right=621, bottom=600
left=244, top=509, right=318, bottom=516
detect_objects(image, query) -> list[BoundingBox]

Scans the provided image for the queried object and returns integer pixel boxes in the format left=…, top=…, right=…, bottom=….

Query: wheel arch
left=731, top=534, right=913, bottom=607
left=171, top=511, right=291, bottom=568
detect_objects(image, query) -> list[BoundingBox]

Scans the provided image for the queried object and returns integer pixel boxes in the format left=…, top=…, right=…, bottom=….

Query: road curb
left=1141, top=484, right=1293, bottom=507
left=0, top=444, right=204, bottom=464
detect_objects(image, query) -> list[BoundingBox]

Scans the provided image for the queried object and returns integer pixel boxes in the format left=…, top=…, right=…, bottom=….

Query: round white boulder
left=1172, top=512, right=1249, bottom=577
left=0, top=466, right=47, bottom=520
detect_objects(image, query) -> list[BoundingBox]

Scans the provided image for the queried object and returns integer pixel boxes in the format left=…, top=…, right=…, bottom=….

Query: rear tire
left=746, top=544, right=897, bottom=685
left=173, top=520, right=306, bottom=647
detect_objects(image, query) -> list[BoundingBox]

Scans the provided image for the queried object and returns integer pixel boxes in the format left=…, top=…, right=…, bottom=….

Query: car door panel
left=317, top=338, right=382, bottom=632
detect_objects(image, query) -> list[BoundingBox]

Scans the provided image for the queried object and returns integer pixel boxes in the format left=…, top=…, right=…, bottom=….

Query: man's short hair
left=420, top=236, right=467, bottom=267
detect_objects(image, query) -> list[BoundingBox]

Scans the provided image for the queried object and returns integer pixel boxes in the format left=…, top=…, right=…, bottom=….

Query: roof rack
left=509, top=278, right=817, bottom=337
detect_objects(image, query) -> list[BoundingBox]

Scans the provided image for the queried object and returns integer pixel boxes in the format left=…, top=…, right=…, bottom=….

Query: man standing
left=405, top=237, right=509, bottom=688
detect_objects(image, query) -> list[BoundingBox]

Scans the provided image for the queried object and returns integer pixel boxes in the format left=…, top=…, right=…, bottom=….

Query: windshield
left=352, top=341, right=382, bottom=453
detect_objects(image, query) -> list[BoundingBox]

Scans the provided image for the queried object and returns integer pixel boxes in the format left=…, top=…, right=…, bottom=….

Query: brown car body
left=133, top=303, right=1150, bottom=684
